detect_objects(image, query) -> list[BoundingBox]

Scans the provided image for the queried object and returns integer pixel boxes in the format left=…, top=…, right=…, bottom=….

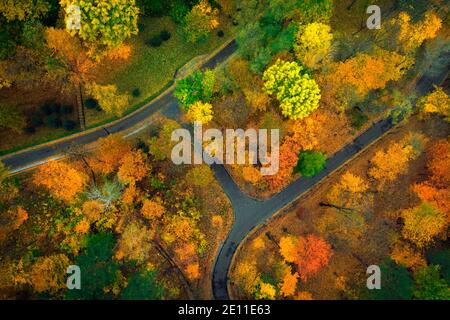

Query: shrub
left=24, top=126, right=36, bottom=134
left=349, top=107, right=369, bottom=129
left=62, top=120, right=77, bottom=131
left=31, top=115, right=44, bottom=127
left=160, top=30, right=171, bottom=41
left=217, top=30, right=224, bottom=37
left=294, top=151, right=326, bottom=177
left=45, top=115, right=62, bottom=128
left=85, top=98, right=99, bottom=110
left=132, top=88, right=141, bottom=97
left=61, top=105, right=74, bottom=114
left=148, top=36, right=163, bottom=47
left=169, top=2, right=189, bottom=24
left=49, top=103, right=60, bottom=114
left=39, top=104, right=53, bottom=116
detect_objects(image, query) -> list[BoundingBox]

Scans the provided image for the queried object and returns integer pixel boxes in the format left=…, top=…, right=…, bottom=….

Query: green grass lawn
left=108, top=16, right=233, bottom=101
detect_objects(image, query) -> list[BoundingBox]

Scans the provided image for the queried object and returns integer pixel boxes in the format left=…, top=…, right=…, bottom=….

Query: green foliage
left=174, top=69, right=215, bottom=110
left=45, top=115, right=62, bottom=128
left=413, top=265, right=450, bottom=300
left=294, top=150, right=326, bottom=177
left=0, top=161, right=9, bottom=186
left=65, top=232, right=120, bottom=300
left=296, top=0, right=333, bottom=24
left=60, top=0, right=139, bottom=53
left=367, top=259, right=413, bottom=300
left=263, top=59, right=321, bottom=120
left=0, top=104, right=26, bottom=133
left=121, top=270, right=164, bottom=300
left=62, top=120, right=77, bottom=131
left=349, top=107, right=368, bottom=129
left=428, top=250, right=450, bottom=284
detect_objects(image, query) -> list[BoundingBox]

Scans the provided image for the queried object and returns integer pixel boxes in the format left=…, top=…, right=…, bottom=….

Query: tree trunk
left=75, top=82, right=86, bottom=130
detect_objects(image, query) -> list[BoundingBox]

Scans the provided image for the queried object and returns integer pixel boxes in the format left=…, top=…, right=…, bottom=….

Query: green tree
left=413, top=265, right=450, bottom=300
left=65, top=232, right=121, bottom=300
left=294, top=151, right=326, bottom=177
left=121, top=270, right=164, bottom=300
left=263, top=59, right=321, bottom=120
left=0, top=104, right=26, bottom=133
left=182, top=0, right=219, bottom=43
left=174, top=70, right=215, bottom=110
left=60, top=0, right=139, bottom=55
left=428, top=250, right=450, bottom=284
left=368, top=259, right=413, bottom=300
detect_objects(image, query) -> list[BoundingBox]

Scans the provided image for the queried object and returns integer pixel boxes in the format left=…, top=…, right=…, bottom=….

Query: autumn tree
left=32, top=160, right=88, bottom=203
left=0, top=0, right=50, bottom=21
left=183, top=0, right=219, bottom=43
left=233, top=260, right=260, bottom=296
left=117, top=149, right=149, bottom=185
left=400, top=202, right=447, bottom=248
left=294, top=22, right=333, bottom=69
left=30, top=254, right=70, bottom=294
left=263, top=59, right=321, bottom=120
left=60, top=0, right=139, bottom=56
left=280, top=268, right=299, bottom=297
left=417, top=86, right=450, bottom=122
left=88, top=134, right=132, bottom=175
left=390, top=241, right=427, bottom=271
left=322, top=50, right=413, bottom=111
left=141, top=199, right=165, bottom=222
left=86, top=83, right=130, bottom=117
left=116, top=221, right=153, bottom=263
left=368, top=140, right=416, bottom=187
left=394, top=11, right=442, bottom=53
left=279, top=234, right=332, bottom=281
left=45, top=27, right=96, bottom=129
left=186, top=101, right=214, bottom=124
left=184, top=165, right=214, bottom=188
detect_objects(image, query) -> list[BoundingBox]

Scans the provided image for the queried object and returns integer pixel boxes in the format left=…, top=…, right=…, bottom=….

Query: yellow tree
left=395, top=11, right=442, bottom=52
left=294, top=22, right=333, bottom=69
left=417, top=86, right=450, bottom=122
left=141, top=199, right=165, bottom=222
left=186, top=101, right=214, bottom=124
left=86, top=83, right=130, bottom=117
left=368, top=141, right=416, bottom=187
left=401, top=202, right=447, bottom=248
left=32, top=160, right=88, bottom=203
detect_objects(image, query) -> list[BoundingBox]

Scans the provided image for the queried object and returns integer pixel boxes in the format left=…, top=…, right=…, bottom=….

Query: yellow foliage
left=186, top=101, right=214, bottom=124
left=295, top=291, right=313, bottom=300
left=279, top=236, right=297, bottom=263
left=117, top=149, right=149, bottom=185
left=30, top=254, right=70, bottom=294
left=295, top=23, right=333, bottom=69
left=257, top=281, right=276, bottom=300
left=211, top=215, right=223, bottom=228
left=82, top=200, right=104, bottom=222
left=390, top=242, right=427, bottom=271
left=242, top=166, right=262, bottom=185
left=417, top=86, right=450, bottom=122
left=86, top=83, right=130, bottom=117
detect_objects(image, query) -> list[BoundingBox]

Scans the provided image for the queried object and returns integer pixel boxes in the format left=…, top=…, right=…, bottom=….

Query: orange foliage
left=186, top=263, right=201, bottom=280
left=279, top=235, right=332, bottom=281
left=426, top=139, right=450, bottom=188
left=117, top=149, right=149, bottom=185
left=82, top=200, right=104, bottom=222
left=295, top=291, right=313, bottom=300
left=32, top=160, right=88, bottom=203
left=280, top=268, right=299, bottom=297
left=242, top=166, right=262, bottom=184
left=74, top=219, right=90, bottom=234
left=106, top=44, right=132, bottom=61
left=141, top=198, right=165, bottom=222
left=89, top=134, right=132, bottom=175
